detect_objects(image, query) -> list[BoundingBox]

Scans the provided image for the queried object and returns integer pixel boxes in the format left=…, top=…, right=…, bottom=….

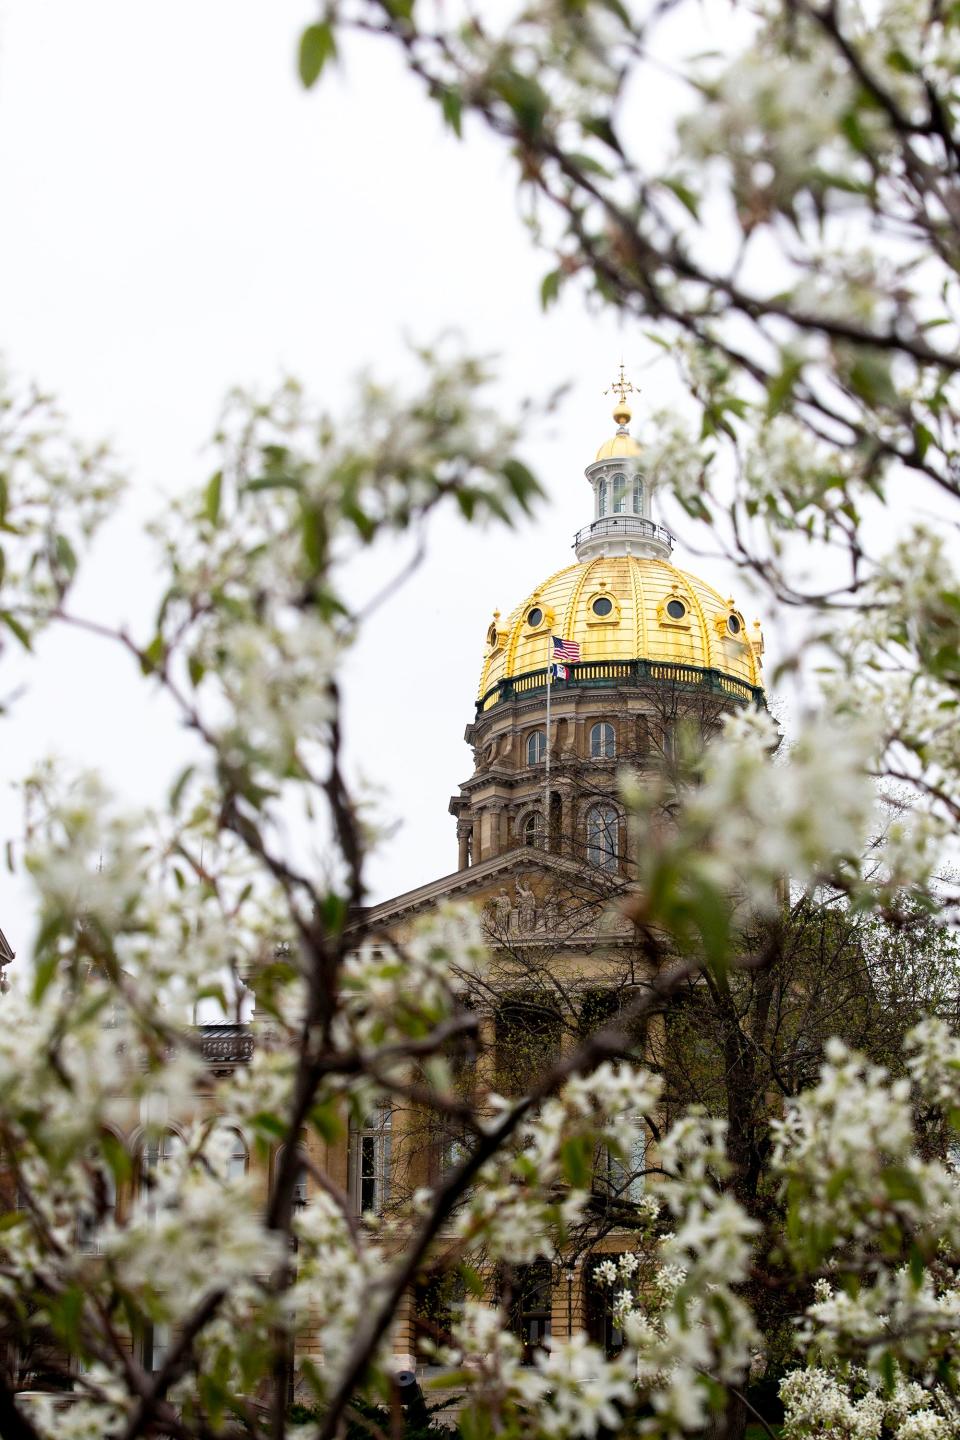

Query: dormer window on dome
left=714, top=603, right=747, bottom=641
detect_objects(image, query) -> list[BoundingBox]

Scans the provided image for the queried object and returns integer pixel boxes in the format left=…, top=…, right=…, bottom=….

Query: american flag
left=553, top=635, right=581, bottom=663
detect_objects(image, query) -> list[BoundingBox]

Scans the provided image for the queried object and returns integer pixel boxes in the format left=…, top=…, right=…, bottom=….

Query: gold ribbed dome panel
left=478, top=554, right=763, bottom=701
left=595, top=432, right=642, bottom=462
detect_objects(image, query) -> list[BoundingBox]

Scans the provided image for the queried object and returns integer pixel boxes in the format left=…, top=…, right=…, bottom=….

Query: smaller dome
left=594, top=397, right=641, bottom=461
left=595, top=431, right=642, bottom=462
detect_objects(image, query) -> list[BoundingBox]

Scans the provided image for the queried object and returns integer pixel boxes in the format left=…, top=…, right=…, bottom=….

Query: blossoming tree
left=2, top=0, right=960, bottom=1433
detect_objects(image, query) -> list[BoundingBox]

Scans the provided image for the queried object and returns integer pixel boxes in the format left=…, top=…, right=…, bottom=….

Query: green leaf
left=309, top=1099, right=344, bottom=1145
left=440, top=86, right=462, bottom=137
left=32, top=948, right=59, bottom=1004
left=660, top=175, right=701, bottom=219
left=540, top=269, right=562, bottom=311
left=101, top=1130, right=133, bottom=1186
left=168, top=764, right=195, bottom=812
left=913, top=423, right=934, bottom=461
left=319, top=891, right=348, bottom=936
left=559, top=1134, right=592, bottom=1188
left=491, top=70, right=548, bottom=138
left=204, top=469, right=223, bottom=526
left=501, top=457, right=542, bottom=513
left=140, top=633, right=165, bottom=676
left=187, top=653, right=205, bottom=688
left=880, top=1164, right=925, bottom=1207
left=252, top=1111, right=289, bottom=1141
left=766, top=352, right=804, bottom=417
left=54, top=533, right=77, bottom=578
left=580, top=114, right=623, bottom=154
left=299, top=23, right=336, bottom=88
left=1, top=610, right=32, bottom=651
left=847, top=352, right=898, bottom=407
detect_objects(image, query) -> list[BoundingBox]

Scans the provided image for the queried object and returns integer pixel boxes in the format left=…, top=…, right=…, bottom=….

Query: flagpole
left=544, top=642, right=552, bottom=853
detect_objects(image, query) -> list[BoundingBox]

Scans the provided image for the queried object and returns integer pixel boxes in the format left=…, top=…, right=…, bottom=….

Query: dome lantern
left=575, top=366, right=674, bottom=564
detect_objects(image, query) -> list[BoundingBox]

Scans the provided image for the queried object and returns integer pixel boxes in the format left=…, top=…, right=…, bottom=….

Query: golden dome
left=479, top=553, right=764, bottom=707
left=595, top=429, right=642, bottom=462
left=594, top=397, right=641, bottom=461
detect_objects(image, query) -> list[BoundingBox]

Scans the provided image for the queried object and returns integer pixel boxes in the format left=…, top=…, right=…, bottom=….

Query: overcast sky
left=0, top=1, right=791, bottom=959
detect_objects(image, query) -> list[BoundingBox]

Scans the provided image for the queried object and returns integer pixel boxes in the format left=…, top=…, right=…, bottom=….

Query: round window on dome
left=666, top=599, right=686, bottom=620
left=592, top=596, right=613, bottom=617
left=727, top=614, right=742, bottom=635
left=527, top=607, right=544, bottom=628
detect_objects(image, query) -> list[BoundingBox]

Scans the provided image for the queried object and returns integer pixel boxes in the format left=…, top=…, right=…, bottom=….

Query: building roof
left=0, top=925, right=14, bottom=964
left=478, top=552, right=764, bottom=702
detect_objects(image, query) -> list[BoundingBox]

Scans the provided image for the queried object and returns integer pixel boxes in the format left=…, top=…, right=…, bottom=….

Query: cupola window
left=592, top=596, right=613, bottom=617
left=586, top=804, right=619, bottom=872
left=633, top=475, right=643, bottom=512
left=727, top=614, right=742, bottom=635
left=598, top=478, right=608, bottom=517
left=666, top=599, right=686, bottom=620
left=527, top=607, right=544, bottom=628
left=612, top=472, right=628, bottom=514
left=526, top=731, right=546, bottom=766
left=590, top=723, right=616, bottom=759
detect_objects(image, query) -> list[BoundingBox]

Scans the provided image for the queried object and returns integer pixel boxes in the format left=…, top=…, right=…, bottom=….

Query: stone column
left=457, top=823, right=471, bottom=871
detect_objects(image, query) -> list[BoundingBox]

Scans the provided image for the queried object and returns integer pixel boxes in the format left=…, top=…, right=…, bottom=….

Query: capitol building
left=4, top=374, right=767, bottom=1390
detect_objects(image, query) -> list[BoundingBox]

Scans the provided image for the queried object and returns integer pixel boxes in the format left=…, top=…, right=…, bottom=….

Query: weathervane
left=605, top=361, right=635, bottom=407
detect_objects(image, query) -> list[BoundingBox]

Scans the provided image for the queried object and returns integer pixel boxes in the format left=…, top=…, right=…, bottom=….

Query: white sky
left=0, top=1, right=791, bottom=961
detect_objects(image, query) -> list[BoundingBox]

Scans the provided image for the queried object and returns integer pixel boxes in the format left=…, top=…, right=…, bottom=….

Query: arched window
left=590, top=722, right=616, bottom=759
left=612, top=472, right=628, bottom=513
left=526, top=731, right=546, bottom=766
left=139, top=1130, right=182, bottom=1222
left=586, top=805, right=619, bottom=872
left=224, top=1128, right=248, bottom=1181
left=633, top=475, right=643, bottom=513
left=275, top=1144, right=310, bottom=1211
left=349, top=1107, right=392, bottom=1216
left=77, top=1148, right=119, bottom=1254
left=523, top=812, right=545, bottom=849
left=598, top=478, right=608, bottom=517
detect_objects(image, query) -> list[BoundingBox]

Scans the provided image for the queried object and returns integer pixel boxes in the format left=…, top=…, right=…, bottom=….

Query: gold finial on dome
left=605, top=360, right=635, bottom=429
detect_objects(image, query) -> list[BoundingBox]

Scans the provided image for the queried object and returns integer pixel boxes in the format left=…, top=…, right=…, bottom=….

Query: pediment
left=358, top=847, right=631, bottom=946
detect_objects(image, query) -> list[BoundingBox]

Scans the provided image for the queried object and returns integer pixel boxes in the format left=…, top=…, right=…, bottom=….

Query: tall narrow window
left=598, top=478, right=608, bottom=517
left=590, top=722, right=616, bottom=759
left=586, top=805, right=619, bottom=872
left=523, top=812, right=545, bottom=848
left=349, top=1108, right=392, bottom=1216
left=77, top=1152, right=118, bottom=1254
left=612, top=472, right=628, bottom=513
left=139, top=1130, right=182, bottom=1223
left=526, top=731, right=546, bottom=766
left=143, top=1323, right=171, bottom=1374
left=597, top=1127, right=647, bottom=1203
left=633, top=475, right=643, bottom=513
left=274, top=1144, right=310, bottom=1211
left=225, top=1128, right=248, bottom=1181
left=507, top=1262, right=554, bottom=1365
left=586, top=1262, right=625, bottom=1358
